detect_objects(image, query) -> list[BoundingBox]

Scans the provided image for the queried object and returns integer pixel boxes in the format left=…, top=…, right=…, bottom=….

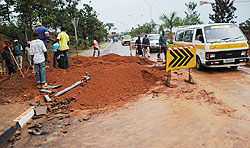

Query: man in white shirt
left=30, top=31, right=47, bottom=88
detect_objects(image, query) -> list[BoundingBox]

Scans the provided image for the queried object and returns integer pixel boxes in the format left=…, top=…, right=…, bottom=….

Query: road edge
left=0, top=107, right=35, bottom=148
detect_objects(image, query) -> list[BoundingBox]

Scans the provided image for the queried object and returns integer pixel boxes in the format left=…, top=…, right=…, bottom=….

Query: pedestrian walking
left=158, top=30, right=168, bottom=61
left=93, top=39, right=100, bottom=57
left=136, top=36, right=143, bottom=57
left=142, top=34, right=150, bottom=58
left=33, top=22, right=50, bottom=47
left=3, top=42, right=16, bottom=75
left=30, top=31, right=48, bottom=88
left=13, top=40, right=23, bottom=69
left=53, top=27, right=70, bottom=69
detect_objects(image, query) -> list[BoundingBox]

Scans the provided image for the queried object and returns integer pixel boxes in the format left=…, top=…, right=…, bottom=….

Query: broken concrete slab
left=34, top=106, right=47, bottom=116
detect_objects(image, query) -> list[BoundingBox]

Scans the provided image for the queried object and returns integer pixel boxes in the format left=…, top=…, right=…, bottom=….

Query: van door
left=193, top=28, right=206, bottom=63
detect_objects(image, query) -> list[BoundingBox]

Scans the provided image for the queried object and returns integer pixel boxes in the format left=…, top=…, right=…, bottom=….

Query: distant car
left=130, top=37, right=137, bottom=50
left=148, top=34, right=160, bottom=52
left=113, top=36, right=118, bottom=42
left=121, top=35, right=132, bottom=46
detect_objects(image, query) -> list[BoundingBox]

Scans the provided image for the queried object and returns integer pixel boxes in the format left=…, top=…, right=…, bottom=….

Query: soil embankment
left=0, top=54, right=166, bottom=112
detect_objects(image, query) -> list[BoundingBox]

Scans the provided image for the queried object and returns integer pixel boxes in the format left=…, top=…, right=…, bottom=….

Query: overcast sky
left=78, top=0, right=250, bottom=32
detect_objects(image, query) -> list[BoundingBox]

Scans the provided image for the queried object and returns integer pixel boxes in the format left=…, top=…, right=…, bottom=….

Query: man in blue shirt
left=33, top=22, right=50, bottom=47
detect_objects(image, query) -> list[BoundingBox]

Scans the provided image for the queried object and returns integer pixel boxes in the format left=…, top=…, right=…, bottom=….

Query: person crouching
left=30, top=31, right=48, bottom=88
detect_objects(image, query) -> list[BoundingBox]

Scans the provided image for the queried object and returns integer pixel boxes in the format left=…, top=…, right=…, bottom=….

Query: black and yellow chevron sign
left=166, top=46, right=196, bottom=71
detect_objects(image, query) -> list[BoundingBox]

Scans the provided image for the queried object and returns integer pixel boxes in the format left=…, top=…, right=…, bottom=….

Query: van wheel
left=196, top=56, right=204, bottom=71
left=230, top=66, right=238, bottom=69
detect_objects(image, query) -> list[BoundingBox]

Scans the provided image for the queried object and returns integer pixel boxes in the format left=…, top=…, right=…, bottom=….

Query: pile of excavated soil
left=0, top=54, right=166, bottom=111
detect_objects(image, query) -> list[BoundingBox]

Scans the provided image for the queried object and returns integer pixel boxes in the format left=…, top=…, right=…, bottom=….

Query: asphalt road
left=102, top=41, right=166, bottom=62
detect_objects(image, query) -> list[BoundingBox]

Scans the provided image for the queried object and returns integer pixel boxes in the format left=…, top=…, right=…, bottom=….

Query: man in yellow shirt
left=53, top=27, right=70, bottom=69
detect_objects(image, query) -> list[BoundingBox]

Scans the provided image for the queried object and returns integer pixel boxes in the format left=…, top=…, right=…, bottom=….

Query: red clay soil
left=0, top=54, right=166, bottom=111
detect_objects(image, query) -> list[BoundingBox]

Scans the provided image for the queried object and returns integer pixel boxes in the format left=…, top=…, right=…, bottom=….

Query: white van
left=148, top=34, right=160, bottom=52
left=174, top=23, right=249, bottom=70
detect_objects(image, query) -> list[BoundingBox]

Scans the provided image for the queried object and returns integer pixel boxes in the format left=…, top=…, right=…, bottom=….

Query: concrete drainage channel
left=0, top=106, right=36, bottom=148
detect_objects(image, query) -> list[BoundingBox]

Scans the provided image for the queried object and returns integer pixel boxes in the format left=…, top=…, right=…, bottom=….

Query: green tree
left=105, top=23, right=115, bottom=33
left=0, top=0, right=16, bottom=24
left=78, top=4, right=107, bottom=43
left=183, top=2, right=203, bottom=25
left=129, top=23, right=152, bottom=37
left=160, top=12, right=182, bottom=43
left=240, top=18, right=250, bottom=39
left=209, top=0, right=237, bottom=23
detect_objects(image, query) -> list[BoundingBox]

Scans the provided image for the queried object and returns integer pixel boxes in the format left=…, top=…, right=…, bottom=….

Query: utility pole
left=71, top=17, right=79, bottom=55
left=144, top=0, right=157, bottom=33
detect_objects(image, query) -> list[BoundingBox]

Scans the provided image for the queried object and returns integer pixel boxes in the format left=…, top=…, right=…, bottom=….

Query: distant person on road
left=30, top=31, right=47, bottom=88
left=3, top=41, right=16, bottom=75
left=33, top=22, right=50, bottom=47
left=136, top=36, right=143, bottom=57
left=142, top=34, right=150, bottom=58
left=158, top=30, right=168, bottom=61
left=53, top=27, right=70, bottom=69
left=13, top=40, right=23, bottom=69
left=93, top=39, right=100, bottom=57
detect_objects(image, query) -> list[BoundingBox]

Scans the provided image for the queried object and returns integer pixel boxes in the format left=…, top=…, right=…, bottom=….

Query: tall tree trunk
left=170, top=28, right=173, bottom=44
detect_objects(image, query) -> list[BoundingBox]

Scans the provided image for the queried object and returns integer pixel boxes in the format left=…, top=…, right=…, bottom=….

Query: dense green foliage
left=183, top=2, right=203, bottom=25
left=209, top=0, right=237, bottom=23
left=240, top=18, right=250, bottom=39
left=129, top=21, right=157, bottom=37
left=159, top=12, right=182, bottom=43
left=0, top=0, right=107, bottom=46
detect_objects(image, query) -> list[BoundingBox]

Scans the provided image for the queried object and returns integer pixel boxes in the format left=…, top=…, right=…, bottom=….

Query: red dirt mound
left=0, top=54, right=166, bottom=110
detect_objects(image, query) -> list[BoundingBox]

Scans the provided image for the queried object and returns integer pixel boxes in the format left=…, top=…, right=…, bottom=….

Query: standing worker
left=13, top=40, right=23, bottom=69
left=136, top=36, right=143, bottom=57
left=142, top=34, right=150, bottom=58
left=3, top=41, right=16, bottom=75
left=1, top=40, right=11, bottom=74
left=158, top=30, right=168, bottom=61
left=53, top=27, right=70, bottom=69
left=33, top=22, right=50, bottom=47
left=30, top=32, right=48, bottom=88
left=93, top=39, right=100, bottom=57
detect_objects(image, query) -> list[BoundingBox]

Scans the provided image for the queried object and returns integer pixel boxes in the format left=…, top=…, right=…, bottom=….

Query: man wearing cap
left=53, top=27, right=70, bottom=69
left=13, top=40, right=23, bottom=69
left=33, top=22, right=50, bottom=47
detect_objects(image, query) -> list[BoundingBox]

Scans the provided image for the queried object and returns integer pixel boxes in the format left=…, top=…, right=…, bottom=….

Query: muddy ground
left=1, top=54, right=250, bottom=147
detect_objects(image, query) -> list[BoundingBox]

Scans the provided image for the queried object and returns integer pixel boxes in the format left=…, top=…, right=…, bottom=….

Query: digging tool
left=55, top=72, right=91, bottom=97
left=8, top=47, right=25, bottom=77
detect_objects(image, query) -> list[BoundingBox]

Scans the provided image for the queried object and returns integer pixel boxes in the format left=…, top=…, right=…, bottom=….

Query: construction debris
left=55, top=73, right=91, bottom=97
left=44, top=95, right=52, bottom=103
left=34, top=106, right=48, bottom=115
left=40, top=89, right=54, bottom=94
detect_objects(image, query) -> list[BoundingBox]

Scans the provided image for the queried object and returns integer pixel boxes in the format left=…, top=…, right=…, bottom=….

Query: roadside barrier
left=165, top=45, right=196, bottom=87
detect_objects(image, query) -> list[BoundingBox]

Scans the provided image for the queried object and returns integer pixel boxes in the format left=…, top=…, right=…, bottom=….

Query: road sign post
left=71, top=18, right=79, bottom=55
left=165, top=46, right=196, bottom=86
